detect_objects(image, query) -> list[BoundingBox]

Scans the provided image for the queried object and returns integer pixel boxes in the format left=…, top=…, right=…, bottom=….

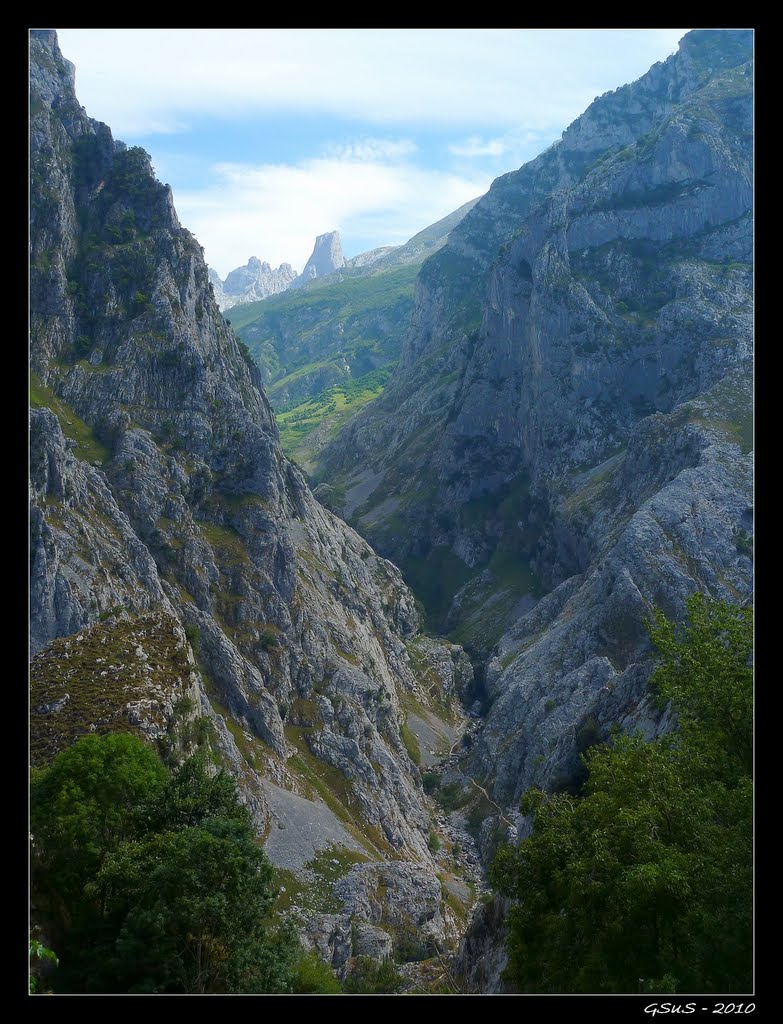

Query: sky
left=55, top=28, right=689, bottom=280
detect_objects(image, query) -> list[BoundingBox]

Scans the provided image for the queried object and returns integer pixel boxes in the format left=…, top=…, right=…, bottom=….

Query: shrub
left=422, top=771, right=440, bottom=794
left=343, top=957, right=405, bottom=993
left=184, top=624, right=200, bottom=655
left=258, top=628, right=279, bottom=652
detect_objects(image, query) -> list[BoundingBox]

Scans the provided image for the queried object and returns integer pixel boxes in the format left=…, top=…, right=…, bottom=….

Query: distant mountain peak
left=209, top=257, right=298, bottom=310
left=289, top=230, right=345, bottom=289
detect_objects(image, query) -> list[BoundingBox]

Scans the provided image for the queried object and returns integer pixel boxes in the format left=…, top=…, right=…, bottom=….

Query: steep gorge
left=29, top=28, right=753, bottom=994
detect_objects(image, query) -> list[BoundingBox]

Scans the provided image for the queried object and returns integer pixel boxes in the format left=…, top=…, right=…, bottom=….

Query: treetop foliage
left=491, top=595, right=752, bottom=994
left=29, top=734, right=330, bottom=993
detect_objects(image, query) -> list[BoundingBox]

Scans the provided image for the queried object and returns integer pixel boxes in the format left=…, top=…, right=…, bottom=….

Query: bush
left=290, top=951, right=341, bottom=993
left=184, top=624, right=200, bottom=655
left=258, top=628, right=279, bottom=652
left=30, top=736, right=297, bottom=993
left=422, top=771, right=440, bottom=794
left=575, top=715, right=602, bottom=754
left=343, top=957, right=405, bottom=994
left=438, top=781, right=470, bottom=812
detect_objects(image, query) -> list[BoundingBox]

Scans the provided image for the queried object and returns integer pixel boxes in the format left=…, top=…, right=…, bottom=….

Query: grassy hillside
left=225, top=201, right=481, bottom=468
left=277, top=366, right=394, bottom=474
left=228, top=265, right=416, bottom=465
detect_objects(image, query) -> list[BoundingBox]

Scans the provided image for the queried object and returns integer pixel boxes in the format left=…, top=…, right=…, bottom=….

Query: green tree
left=648, top=592, right=752, bottom=779
left=140, top=751, right=249, bottom=833
left=29, top=938, right=58, bottom=993
left=31, top=734, right=298, bottom=993
left=30, top=732, right=168, bottom=918
left=491, top=595, right=752, bottom=994
left=92, top=817, right=286, bottom=992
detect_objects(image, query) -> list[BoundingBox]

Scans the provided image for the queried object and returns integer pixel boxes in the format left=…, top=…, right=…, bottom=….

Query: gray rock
left=212, top=257, right=298, bottom=310
left=289, top=230, right=345, bottom=288
left=29, top=28, right=468, bottom=940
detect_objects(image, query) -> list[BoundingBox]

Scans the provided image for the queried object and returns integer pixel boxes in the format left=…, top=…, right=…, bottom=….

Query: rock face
left=308, top=29, right=753, bottom=990
left=289, top=230, right=345, bottom=288
left=28, top=28, right=471, bottom=949
left=297, top=861, right=455, bottom=978
left=210, top=257, right=298, bottom=310
left=317, top=29, right=753, bottom=794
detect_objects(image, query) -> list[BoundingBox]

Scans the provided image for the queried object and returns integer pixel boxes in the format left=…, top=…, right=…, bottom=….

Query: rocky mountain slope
left=29, top=28, right=478, bottom=974
left=209, top=259, right=298, bottom=310
left=316, top=28, right=753, bottom=807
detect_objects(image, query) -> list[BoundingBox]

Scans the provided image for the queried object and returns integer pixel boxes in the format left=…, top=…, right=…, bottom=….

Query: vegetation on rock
left=491, top=596, right=752, bottom=993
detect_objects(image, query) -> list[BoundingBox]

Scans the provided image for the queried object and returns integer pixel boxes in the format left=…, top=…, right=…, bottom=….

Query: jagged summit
left=208, top=232, right=345, bottom=309
left=289, top=229, right=345, bottom=289
left=210, top=256, right=298, bottom=310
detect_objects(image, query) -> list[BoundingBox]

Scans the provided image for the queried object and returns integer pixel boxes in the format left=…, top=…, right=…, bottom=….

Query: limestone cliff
left=210, top=258, right=298, bottom=311
left=289, top=230, right=345, bottom=289
left=316, top=29, right=753, bottom=804
left=29, top=28, right=474, bottom=966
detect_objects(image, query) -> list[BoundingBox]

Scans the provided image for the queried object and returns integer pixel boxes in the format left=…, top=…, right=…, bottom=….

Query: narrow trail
left=469, top=778, right=514, bottom=829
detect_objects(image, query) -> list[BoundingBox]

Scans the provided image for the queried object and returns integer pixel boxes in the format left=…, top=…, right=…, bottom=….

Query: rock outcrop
left=28, top=28, right=471, bottom=952
left=210, top=257, right=298, bottom=310
left=289, top=230, right=345, bottom=289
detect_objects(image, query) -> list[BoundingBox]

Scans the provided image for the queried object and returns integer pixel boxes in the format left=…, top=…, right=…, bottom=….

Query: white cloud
left=449, top=135, right=508, bottom=158
left=177, top=152, right=490, bottom=278
left=324, top=138, right=418, bottom=162
left=49, top=27, right=691, bottom=276
left=56, top=28, right=689, bottom=137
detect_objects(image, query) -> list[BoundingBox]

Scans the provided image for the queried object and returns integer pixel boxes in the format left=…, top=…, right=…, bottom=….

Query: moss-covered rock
left=30, top=611, right=201, bottom=767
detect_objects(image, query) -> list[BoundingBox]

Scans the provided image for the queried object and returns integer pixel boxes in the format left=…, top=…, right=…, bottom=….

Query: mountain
left=207, top=232, right=345, bottom=312
left=211, top=230, right=348, bottom=312
left=225, top=200, right=481, bottom=471
left=28, top=26, right=753, bottom=993
left=316, top=24, right=752, bottom=822
left=209, top=257, right=298, bottom=310
left=29, top=29, right=479, bottom=978
left=289, top=229, right=345, bottom=288
left=307, top=30, right=753, bottom=988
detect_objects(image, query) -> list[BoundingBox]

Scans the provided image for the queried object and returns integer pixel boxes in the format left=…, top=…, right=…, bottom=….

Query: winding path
left=469, top=778, right=514, bottom=829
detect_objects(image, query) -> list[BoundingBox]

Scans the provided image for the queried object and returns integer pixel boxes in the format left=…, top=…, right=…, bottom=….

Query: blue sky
left=55, top=28, right=689, bottom=279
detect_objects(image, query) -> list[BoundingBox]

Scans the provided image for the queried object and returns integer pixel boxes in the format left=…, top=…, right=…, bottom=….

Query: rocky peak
left=210, top=231, right=346, bottom=309
left=29, top=29, right=77, bottom=108
left=290, top=230, right=345, bottom=288
left=211, top=257, right=298, bottom=310
left=678, top=27, right=753, bottom=67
